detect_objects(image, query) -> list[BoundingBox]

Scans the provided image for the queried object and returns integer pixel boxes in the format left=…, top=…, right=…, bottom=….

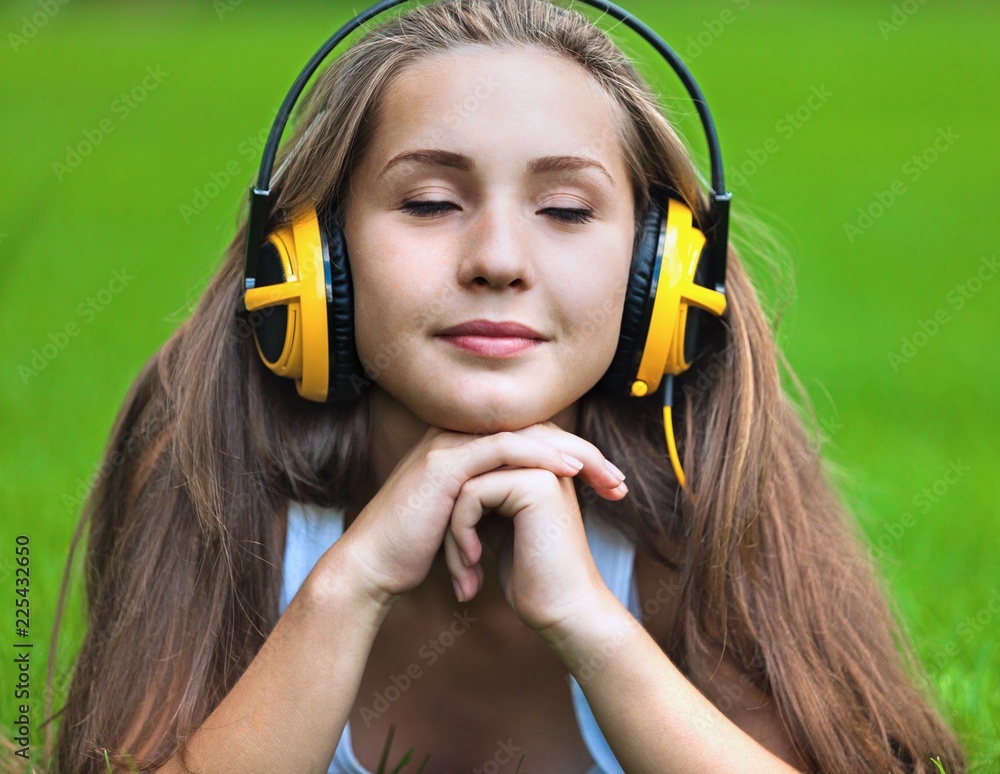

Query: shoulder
left=633, top=547, right=810, bottom=770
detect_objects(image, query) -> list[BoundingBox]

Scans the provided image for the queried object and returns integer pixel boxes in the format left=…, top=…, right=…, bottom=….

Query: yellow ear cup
left=630, top=199, right=729, bottom=497
left=630, top=199, right=727, bottom=398
left=243, top=209, right=330, bottom=402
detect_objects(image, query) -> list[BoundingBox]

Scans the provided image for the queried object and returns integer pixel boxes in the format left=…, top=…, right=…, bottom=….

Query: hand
left=332, top=421, right=627, bottom=617
left=443, top=422, right=628, bottom=633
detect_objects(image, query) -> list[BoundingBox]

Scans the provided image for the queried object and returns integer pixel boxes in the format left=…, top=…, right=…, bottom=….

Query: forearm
left=541, top=593, right=801, bottom=774
left=156, top=542, right=392, bottom=774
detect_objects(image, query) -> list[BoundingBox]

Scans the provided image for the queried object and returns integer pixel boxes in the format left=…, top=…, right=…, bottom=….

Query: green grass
left=0, top=0, right=997, bottom=770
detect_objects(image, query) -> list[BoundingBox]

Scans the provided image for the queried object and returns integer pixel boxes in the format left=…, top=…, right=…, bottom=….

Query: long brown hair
left=47, top=0, right=966, bottom=771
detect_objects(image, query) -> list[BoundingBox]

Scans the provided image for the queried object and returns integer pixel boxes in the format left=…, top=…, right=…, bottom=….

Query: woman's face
left=344, top=46, right=635, bottom=434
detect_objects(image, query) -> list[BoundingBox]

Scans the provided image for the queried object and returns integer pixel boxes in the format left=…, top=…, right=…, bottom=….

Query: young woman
left=49, top=0, right=966, bottom=771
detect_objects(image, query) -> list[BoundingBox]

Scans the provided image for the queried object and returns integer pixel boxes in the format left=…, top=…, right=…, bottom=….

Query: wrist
left=537, top=588, right=643, bottom=675
left=305, top=537, right=399, bottom=628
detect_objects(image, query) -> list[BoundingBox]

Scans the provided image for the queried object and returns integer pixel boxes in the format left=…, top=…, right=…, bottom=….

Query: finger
left=508, top=422, right=628, bottom=492
left=493, top=460, right=626, bottom=500
left=450, top=467, right=564, bottom=559
left=445, top=527, right=486, bottom=602
left=436, top=432, right=589, bottom=497
left=449, top=473, right=525, bottom=593
left=443, top=526, right=474, bottom=602
left=593, top=481, right=629, bottom=500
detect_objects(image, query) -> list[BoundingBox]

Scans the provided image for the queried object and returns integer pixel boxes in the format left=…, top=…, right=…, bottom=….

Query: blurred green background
left=1, top=0, right=997, bottom=770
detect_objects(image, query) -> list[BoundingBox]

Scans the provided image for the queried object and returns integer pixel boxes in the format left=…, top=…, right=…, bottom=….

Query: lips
left=435, top=319, right=547, bottom=358
left=436, top=319, right=547, bottom=339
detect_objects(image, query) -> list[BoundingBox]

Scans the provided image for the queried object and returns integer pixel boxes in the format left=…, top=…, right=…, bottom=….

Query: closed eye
left=400, top=200, right=459, bottom=218
left=400, top=200, right=594, bottom=224
left=542, top=207, right=594, bottom=224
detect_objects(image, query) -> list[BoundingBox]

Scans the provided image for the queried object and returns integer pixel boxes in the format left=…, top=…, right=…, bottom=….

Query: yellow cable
left=663, top=403, right=684, bottom=488
left=663, top=403, right=695, bottom=505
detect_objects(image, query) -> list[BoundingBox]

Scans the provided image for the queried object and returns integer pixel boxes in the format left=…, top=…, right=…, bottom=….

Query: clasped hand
left=339, top=421, right=628, bottom=634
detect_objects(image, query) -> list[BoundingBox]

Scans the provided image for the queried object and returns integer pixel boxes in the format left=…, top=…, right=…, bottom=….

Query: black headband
left=243, top=0, right=731, bottom=296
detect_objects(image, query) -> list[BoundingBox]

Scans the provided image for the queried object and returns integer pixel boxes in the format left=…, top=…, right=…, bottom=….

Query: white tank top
left=279, top=499, right=643, bottom=774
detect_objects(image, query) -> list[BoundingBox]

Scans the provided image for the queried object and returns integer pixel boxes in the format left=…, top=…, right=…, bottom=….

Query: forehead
left=368, top=45, right=626, bottom=172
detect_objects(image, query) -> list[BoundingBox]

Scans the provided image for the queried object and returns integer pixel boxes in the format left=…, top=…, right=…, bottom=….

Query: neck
left=344, top=386, right=582, bottom=623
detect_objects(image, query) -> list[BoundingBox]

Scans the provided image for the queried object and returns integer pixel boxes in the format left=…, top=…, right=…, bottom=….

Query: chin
left=422, top=392, right=578, bottom=436
left=425, top=408, right=540, bottom=435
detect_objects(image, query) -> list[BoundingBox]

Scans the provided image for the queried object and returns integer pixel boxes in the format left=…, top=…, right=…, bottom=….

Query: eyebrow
left=377, top=148, right=616, bottom=187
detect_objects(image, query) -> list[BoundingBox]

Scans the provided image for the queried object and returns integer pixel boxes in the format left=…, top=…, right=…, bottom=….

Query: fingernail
left=561, top=453, right=585, bottom=471
left=605, top=460, right=626, bottom=482
left=452, top=577, right=465, bottom=603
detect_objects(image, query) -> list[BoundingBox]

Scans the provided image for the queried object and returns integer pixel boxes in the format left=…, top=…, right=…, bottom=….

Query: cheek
left=591, top=285, right=629, bottom=355
left=353, top=271, right=413, bottom=360
left=348, top=239, right=404, bottom=367
left=350, top=245, right=446, bottom=378
left=569, top=239, right=632, bottom=344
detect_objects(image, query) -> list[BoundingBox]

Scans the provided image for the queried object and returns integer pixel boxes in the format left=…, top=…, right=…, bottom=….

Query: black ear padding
left=595, top=197, right=665, bottom=399
left=322, top=215, right=368, bottom=407
left=253, top=242, right=289, bottom=364
left=683, top=243, right=714, bottom=367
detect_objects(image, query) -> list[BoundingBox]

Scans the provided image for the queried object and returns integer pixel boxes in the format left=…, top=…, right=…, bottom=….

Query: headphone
left=240, top=0, right=732, bottom=492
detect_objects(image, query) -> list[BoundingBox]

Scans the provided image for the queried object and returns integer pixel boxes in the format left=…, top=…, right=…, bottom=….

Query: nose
left=456, top=198, right=533, bottom=290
